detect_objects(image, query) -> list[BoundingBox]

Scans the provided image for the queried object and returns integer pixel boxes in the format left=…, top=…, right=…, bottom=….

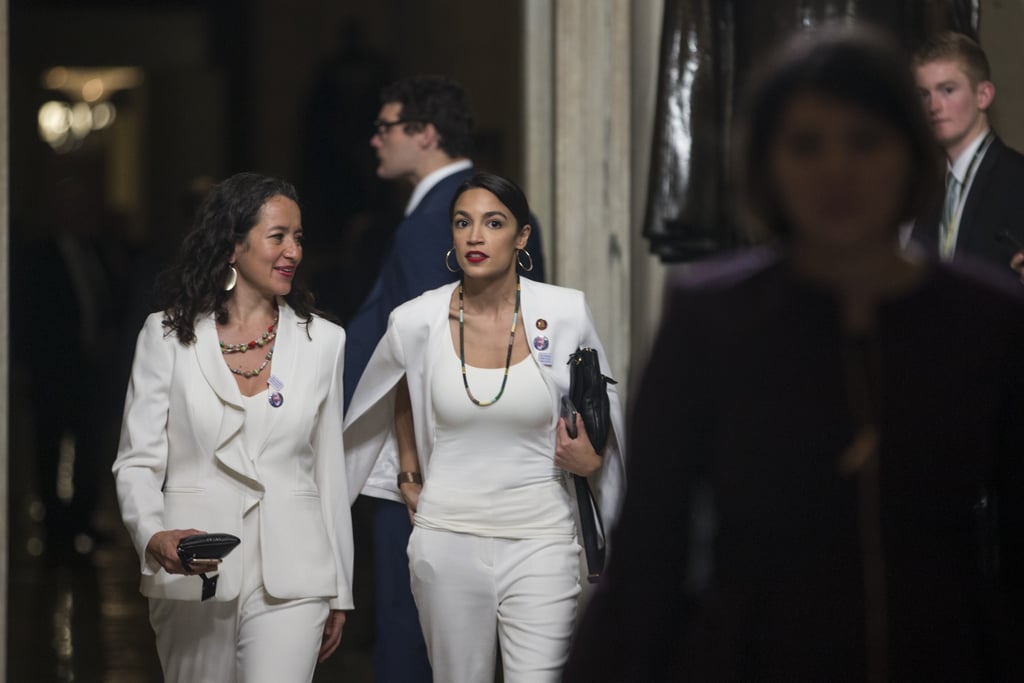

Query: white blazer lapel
left=194, top=315, right=261, bottom=488
left=251, top=301, right=300, bottom=459
left=195, top=316, right=243, bottom=409
left=520, top=279, right=573, bottom=428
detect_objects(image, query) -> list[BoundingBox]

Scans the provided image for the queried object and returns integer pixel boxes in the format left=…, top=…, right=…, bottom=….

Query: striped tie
left=940, top=170, right=960, bottom=260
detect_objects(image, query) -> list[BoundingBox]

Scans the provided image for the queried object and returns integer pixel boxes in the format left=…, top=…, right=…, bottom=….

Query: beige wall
left=523, top=0, right=670, bottom=399
left=982, top=0, right=1024, bottom=151
left=524, top=0, right=632, bottom=388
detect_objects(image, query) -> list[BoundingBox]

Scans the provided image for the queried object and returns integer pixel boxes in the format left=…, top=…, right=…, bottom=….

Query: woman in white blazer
left=112, top=173, right=353, bottom=682
left=344, top=172, right=625, bottom=682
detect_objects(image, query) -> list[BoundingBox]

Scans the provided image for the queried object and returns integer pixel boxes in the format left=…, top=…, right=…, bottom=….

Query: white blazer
left=112, top=303, right=353, bottom=609
left=344, top=278, right=626, bottom=536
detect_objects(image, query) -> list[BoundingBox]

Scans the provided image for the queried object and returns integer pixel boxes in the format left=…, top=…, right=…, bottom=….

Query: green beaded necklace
left=458, top=276, right=521, bottom=407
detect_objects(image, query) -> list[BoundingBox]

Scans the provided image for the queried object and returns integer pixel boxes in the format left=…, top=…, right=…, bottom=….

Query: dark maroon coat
left=567, top=250, right=1024, bottom=682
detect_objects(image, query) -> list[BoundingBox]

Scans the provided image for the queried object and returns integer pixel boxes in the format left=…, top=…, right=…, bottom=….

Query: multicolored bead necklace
left=219, top=312, right=278, bottom=354
left=219, top=309, right=278, bottom=378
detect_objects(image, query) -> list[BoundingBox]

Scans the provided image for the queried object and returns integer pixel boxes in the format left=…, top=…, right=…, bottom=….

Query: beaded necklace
left=227, top=346, right=274, bottom=378
left=458, top=276, right=521, bottom=407
left=219, top=312, right=278, bottom=354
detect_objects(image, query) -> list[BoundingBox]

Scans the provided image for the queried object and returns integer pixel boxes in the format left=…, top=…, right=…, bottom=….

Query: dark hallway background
left=6, top=1, right=526, bottom=680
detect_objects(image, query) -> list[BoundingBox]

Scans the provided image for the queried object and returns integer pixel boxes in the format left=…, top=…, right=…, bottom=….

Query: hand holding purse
left=568, top=348, right=617, bottom=454
left=176, top=533, right=241, bottom=601
left=566, top=347, right=618, bottom=582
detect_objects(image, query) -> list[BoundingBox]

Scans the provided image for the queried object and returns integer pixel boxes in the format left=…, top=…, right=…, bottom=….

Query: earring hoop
left=516, top=248, right=534, bottom=272
left=445, top=248, right=460, bottom=273
left=224, top=265, right=238, bottom=291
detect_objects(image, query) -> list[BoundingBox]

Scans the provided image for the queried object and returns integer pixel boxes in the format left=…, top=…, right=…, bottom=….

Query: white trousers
left=148, top=505, right=329, bottom=683
left=408, top=527, right=581, bottom=683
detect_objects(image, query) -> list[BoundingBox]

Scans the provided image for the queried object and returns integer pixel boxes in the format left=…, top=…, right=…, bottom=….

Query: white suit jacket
left=344, top=278, right=626, bottom=536
left=112, top=303, right=354, bottom=609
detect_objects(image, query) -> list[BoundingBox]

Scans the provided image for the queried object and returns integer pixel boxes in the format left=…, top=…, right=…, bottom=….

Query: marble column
left=523, top=0, right=632, bottom=388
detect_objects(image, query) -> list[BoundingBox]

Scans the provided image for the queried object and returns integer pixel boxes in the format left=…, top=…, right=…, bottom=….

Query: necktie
left=940, top=170, right=960, bottom=260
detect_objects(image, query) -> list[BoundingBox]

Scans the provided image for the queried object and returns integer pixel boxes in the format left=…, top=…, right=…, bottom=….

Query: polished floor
left=6, top=386, right=375, bottom=682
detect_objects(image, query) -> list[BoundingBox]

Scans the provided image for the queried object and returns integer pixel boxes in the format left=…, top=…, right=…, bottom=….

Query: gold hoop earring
left=445, top=248, right=460, bottom=273
left=224, top=265, right=238, bottom=291
left=516, top=248, right=534, bottom=272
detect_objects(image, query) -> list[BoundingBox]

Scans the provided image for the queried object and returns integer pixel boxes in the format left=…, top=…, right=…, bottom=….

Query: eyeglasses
left=373, top=118, right=411, bottom=136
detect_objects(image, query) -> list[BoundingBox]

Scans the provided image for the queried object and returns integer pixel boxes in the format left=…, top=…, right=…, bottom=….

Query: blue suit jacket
left=344, top=166, right=546, bottom=406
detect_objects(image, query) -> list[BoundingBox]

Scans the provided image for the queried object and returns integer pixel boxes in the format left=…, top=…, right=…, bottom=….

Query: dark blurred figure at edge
left=343, top=75, right=545, bottom=682
left=566, top=25, right=1023, bottom=682
left=11, top=174, right=130, bottom=556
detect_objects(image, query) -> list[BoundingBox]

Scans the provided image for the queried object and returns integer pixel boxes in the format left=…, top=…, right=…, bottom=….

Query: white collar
left=948, top=128, right=991, bottom=182
left=404, top=159, right=473, bottom=216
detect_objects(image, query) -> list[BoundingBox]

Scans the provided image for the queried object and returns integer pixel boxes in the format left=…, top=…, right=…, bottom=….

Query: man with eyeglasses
left=343, top=75, right=545, bottom=682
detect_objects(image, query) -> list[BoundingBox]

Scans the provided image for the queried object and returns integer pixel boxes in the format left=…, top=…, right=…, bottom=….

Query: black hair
left=381, top=76, right=474, bottom=159
left=449, top=172, right=532, bottom=233
left=736, top=24, right=942, bottom=240
left=155, top=172, right=319, bottom=344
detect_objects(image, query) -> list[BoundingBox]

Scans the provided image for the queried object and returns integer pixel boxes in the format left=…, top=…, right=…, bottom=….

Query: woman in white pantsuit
left=113, top=173, right=353, bottom=682
left=345, top=172, right=626, bottom=682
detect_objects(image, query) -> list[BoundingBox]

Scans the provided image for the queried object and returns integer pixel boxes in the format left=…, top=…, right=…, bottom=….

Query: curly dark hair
left=381, top=76, right=474, bottom=159
left=154, top=172, right=319, bottom=345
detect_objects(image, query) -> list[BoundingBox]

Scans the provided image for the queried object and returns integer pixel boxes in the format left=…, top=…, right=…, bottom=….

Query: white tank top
left=414, top=339, right=574, bottom=539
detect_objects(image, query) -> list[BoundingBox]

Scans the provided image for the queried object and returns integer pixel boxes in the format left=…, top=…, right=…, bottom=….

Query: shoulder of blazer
left=414, top=167, right=474, bottom=215
left=141, top=310, right=174, bottom=342
left=987, top=135, right=1024, bottom=178
left=134, top=311, right=184, bottom=368
left=520, top=278, right=585, bottom=317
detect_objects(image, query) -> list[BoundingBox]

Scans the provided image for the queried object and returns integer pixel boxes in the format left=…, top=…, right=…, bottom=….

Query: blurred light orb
left=81, top=77, right=105, bottom=103
left=70, top=102, right=93, bottom=137
left=38, top=100, right=71, bottom=146
left=92, top=102, right=116, bottom=129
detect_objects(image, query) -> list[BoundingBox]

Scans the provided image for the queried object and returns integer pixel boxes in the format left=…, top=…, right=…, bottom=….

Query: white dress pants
left=408, top=526, right=581, bottom=683
left=148, top=505, right=330, bottom=683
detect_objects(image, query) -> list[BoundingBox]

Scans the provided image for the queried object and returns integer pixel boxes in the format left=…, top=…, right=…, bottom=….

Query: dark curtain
left=643, top=0, right=979, bottom=262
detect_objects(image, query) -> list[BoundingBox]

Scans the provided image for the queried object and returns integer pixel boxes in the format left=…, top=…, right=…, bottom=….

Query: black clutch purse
left=176, top=533, right=241, bottom=601
left=566, top=347, right=618, bottom=582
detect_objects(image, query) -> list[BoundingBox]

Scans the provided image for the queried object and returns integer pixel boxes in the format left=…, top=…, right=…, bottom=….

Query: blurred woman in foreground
left=566, top=25, right=1024, bottom=682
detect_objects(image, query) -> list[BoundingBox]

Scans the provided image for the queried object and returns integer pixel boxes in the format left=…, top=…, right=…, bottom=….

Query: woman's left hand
left=318, top=609, right=346, bottom=663
left=556, top=414, right=602, bottom=477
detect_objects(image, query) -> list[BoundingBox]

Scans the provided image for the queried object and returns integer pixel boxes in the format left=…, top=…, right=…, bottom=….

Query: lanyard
left=941, top=131, right=994, bottom=259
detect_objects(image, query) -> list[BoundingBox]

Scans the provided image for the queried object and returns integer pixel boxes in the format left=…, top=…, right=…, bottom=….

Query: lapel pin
left=533, top=335, right=550, bottom=351
left=536, top=318, right=548, bottom=330
left=268, top=375, right=284, bottom=408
